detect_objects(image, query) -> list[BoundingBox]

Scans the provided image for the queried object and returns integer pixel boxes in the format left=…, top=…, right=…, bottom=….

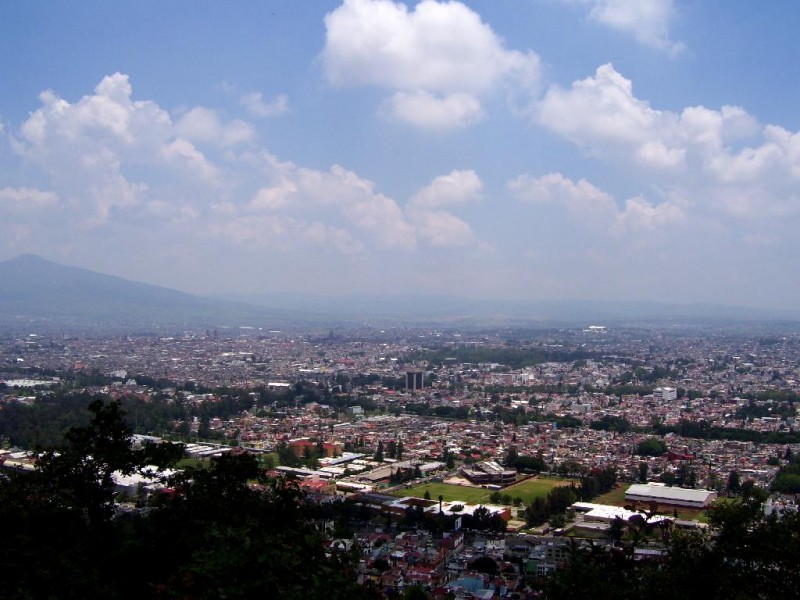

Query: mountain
left=0, top=254, right=301, bottom=332
left=2, top=255, right=797, bottom=333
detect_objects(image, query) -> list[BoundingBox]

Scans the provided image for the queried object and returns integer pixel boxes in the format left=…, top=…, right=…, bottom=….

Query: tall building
left=405, top=371, right=423, bottom=391
left=653, top=386, right=677, bottom=402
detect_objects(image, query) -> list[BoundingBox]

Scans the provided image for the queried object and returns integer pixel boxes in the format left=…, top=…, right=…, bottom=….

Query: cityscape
left=2, top=320, right=799, bottom=597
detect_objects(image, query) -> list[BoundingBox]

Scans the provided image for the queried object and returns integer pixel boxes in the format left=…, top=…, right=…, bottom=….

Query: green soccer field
left=393, top=477, right=571, bottom=505
left=501, top=477, right=572, bottom=504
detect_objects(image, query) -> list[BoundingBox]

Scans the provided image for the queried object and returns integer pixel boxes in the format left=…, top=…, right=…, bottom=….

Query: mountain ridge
left=0, top=254, right=302, bottom=331
left=1, top=255, right=798, bottom=332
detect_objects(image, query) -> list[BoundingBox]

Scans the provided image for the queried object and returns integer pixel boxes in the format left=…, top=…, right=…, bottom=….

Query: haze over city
left=2, top=1, right=800, bottom=310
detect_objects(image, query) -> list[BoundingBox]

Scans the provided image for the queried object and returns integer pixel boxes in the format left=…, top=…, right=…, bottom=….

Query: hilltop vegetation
left=0, top=400, right=376, bottom=599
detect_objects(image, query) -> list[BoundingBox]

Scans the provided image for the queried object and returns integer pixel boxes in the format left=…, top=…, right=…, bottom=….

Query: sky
left=2, top=0, right=800, bottom=310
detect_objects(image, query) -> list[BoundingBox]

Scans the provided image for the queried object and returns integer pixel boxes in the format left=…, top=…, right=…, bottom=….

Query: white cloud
left=613, top=195, right=685, bottom=232
left=509, top=172, right=616, bottom=224
left=404, top=170, right=481, bottom=247
left=563, top=0, right=684, bottom=54
left=249, top=179, right=297, bottom=211
left=241, top=153, right=417, bottom=251
left=409, top=169, right=482, bottom=208
left=537, top=64, right=763, bottom=172
left=0, top=186, right=58, bottom=209
left=322, top=0, right=540, bottom=129
left=508, top=172, right=684, bottom=233
left=296, top=164, right=416, bottom=249
left=409, top=208, right=475, bottom=247
left=384, top=91, right=483, bottom=130
left=301, top=222, right=364, bottom=255
left=240, top=92, right=289, bottom=118
left=175, top=107, right=255, bottom=146
left=537, top=63, right=800, bottom=220
left=160, top=138, right=220, bottom=184
left=12, top=73, right=228, bottom=224
left=537, top=64, right=677, bottom=161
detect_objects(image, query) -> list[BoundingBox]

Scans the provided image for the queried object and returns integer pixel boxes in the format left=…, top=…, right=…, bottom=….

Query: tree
left=402, top=585, right=430, bottom=600
left=636, top=438, right=667, bottom=457
left=727, top=470, right=741, bottom=495
left=374, top=440, right=384, bottom=462
left=0, top=400, right=378, bottom=600
left=197, top=414, right=211, bottom=439
left=546, top=497, right=800, bottom=600
left=396, top=439, right=403, bottom=460
left=638, top=461, right=649, bottom=483
left=468, top=556, right=499, bottom=575
left=608, top=516, right=626, bottom=544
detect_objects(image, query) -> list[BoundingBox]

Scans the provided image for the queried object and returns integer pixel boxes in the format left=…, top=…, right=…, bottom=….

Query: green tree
left=636, top=438, right=667, bottom=457
left=727, top=470, right=741, bottom=495
left=0, top=400, right=379, bottom=600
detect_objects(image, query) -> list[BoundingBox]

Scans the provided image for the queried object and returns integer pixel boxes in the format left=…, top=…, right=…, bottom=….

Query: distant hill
left=2, top=255, right=797, bottom=334
left=218, top=292, right=800, bottom=328
left=0, top=254, right=301, bottom=332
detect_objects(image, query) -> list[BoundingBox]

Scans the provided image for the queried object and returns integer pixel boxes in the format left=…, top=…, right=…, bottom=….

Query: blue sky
left=2, top=0, right=800, bottom=309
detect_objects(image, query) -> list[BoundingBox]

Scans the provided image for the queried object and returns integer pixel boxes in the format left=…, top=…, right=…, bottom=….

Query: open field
left=594, top=484, right=629, bottom=506
left=393, top=477, right=570, bottom=505
left=502, top=477, right=571, bottom=505
left=393, top=482, right=492, bottom=504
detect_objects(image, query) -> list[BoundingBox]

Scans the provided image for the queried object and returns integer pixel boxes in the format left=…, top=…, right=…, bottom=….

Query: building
left=653, top=387, right=677, bottom=402
left=460, top=461, right=517, bottom=486
left=624, top=483, right=716, bottom=509
left=406, top=371, right=424, bottom=392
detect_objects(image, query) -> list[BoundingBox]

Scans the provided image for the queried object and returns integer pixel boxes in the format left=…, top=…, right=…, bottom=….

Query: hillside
left=0, top=255, right=296, bottom=331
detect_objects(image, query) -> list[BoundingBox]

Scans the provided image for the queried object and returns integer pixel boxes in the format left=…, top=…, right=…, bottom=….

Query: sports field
left=502, top=477, right=571, bottom=504
left=393, top=477, right=570, bottom=505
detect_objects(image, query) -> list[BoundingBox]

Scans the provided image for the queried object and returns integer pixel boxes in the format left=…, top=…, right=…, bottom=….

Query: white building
left=653, top=387, right=677, bottom=402
left=625, top=483, right=716, bottom=509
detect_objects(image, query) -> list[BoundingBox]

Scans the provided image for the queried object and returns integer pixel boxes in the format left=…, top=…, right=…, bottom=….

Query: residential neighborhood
left=1, top=324, right=799, bottom=597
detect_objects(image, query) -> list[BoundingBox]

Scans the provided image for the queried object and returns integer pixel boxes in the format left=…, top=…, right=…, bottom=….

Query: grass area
left=502, top=477, right=571, bottom=505
left=393, top=477, right=571, bottom=505
left=394, top=482, right=492, bottom=504
left=175, top=457, right=209, bottom=470
left=594, top=484, right=629, bottom=506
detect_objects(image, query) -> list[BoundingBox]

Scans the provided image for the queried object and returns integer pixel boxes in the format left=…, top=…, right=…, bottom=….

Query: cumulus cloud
left=216, top=150, right=419, bottom=252
left=563, top=0, right=684, bottom=54
left=508, top=172, right=684, bottom=233
left=409, top=208, right=476, bottom=247
left=383, top=91, right=483, bottom=130
left=175, top=107, right=255, bottom=146
left=8, top=73, right=433, bottom=257
left=240, top=92, right=289, bottom=118
left=409, top=169, right=482, bottom=208
left=535, top=63, right=800, bottom=219
left=11, top=73, right=236, bottom=224
left=322, top=0, right=540, bottom=129
left=404, top=170, right=482, bottom=247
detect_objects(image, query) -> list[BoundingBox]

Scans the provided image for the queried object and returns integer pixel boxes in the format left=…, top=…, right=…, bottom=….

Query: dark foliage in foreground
left=543, top=498, right=800, bottom=600
left=0, top=400, right=378, bottom=599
